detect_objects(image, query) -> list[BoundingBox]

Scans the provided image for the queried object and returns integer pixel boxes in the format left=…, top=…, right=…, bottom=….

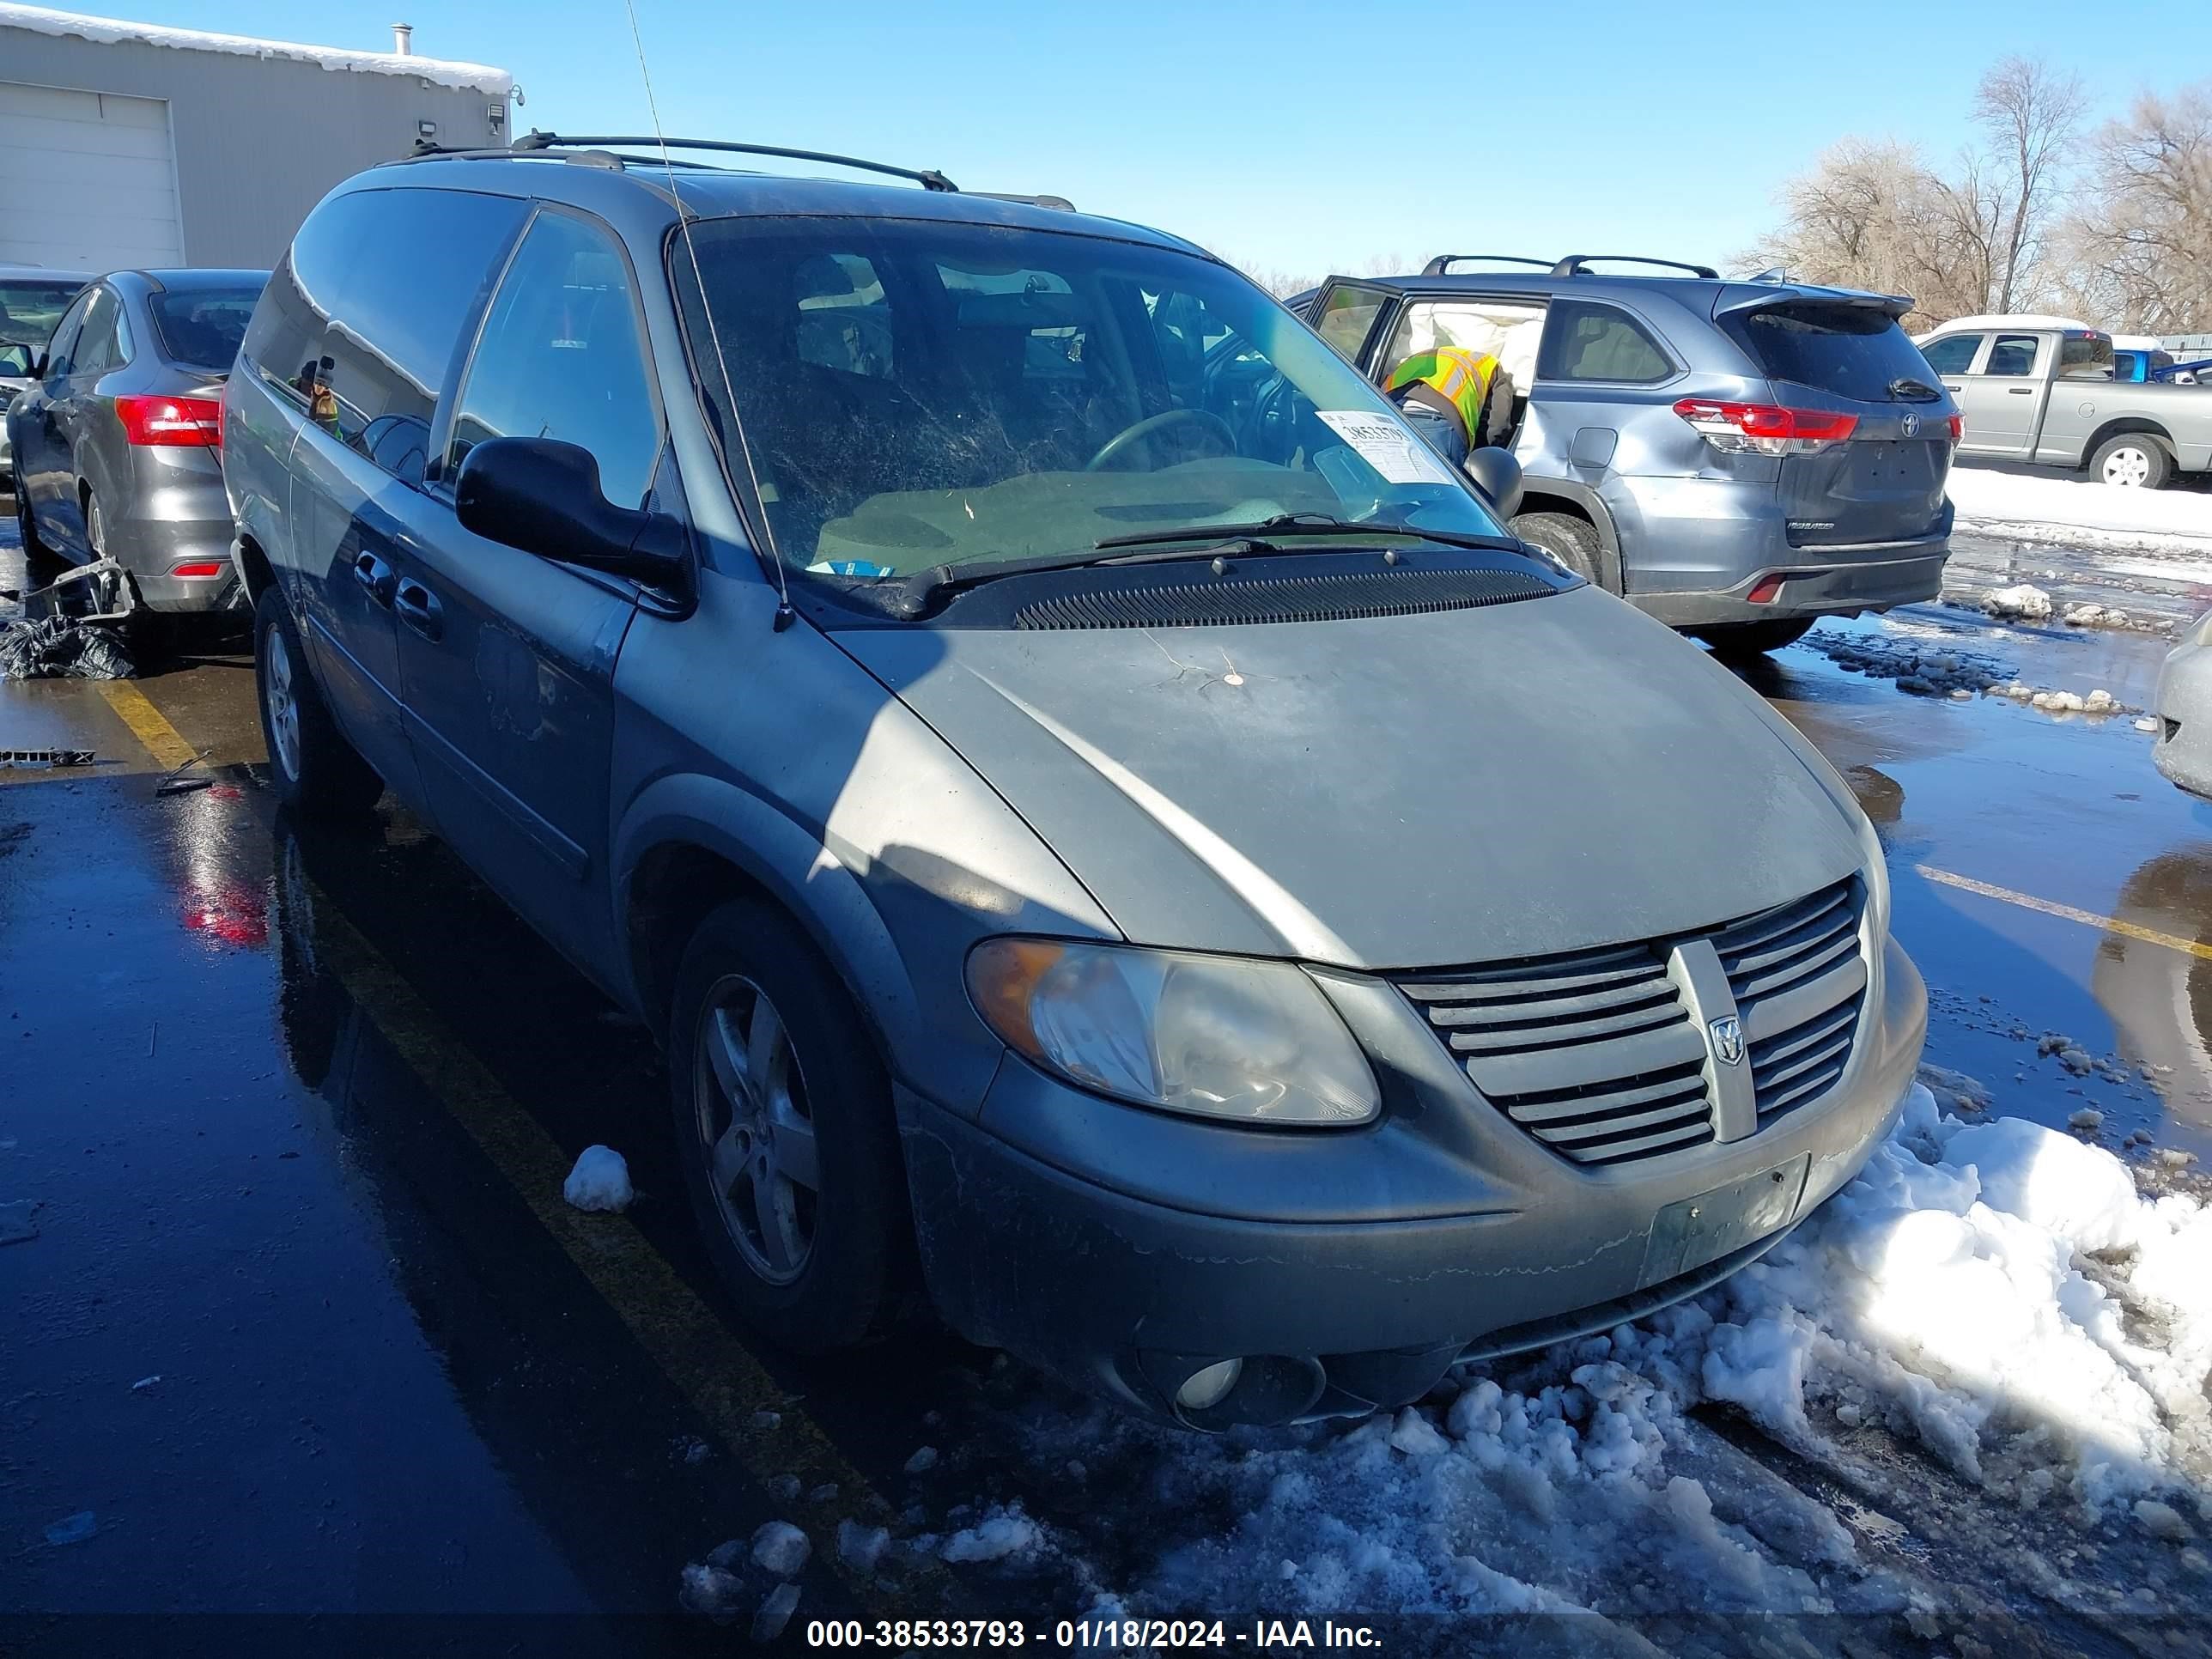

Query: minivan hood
left=837, top=587, right=1863, bottom=969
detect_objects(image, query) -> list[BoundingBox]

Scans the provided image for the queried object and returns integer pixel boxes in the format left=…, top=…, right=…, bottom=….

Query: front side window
left=1313, top=283, right=1389, bottom=362
left=0, top=280, right=88, bottom=353
left=1918, top=334, right=1983, bottom=375
left=1984, top=335, right=2039, bottom=376
left=447, top=210, right=661, bottom=511
left=673, top=217, right=1507, bottom=589
left=1537, top=301, right=1673, bottom=384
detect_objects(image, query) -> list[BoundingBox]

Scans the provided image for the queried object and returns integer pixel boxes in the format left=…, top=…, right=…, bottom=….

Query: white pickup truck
left=1912, top=314, right=2212, bottom=488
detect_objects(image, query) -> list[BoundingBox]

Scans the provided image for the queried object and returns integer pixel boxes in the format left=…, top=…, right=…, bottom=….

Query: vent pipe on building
left=392, top=22, right=413, bottom=55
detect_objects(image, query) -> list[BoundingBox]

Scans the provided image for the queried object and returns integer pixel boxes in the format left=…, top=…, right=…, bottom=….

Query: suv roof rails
left=974, top=191, right=1075, bottom=211
left=1551, top=254, right=1720, bottom=280
left=508, top=131, right=959, bottom=192
left=1420, top=254, right=1554, bottom=276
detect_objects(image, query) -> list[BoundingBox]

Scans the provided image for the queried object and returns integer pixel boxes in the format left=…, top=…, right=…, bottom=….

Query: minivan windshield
left=674, top=217, right=1505, bottom=587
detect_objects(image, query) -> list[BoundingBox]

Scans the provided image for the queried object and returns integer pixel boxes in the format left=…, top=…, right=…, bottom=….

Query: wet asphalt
left=4, top=497, right=2212, bottom=1652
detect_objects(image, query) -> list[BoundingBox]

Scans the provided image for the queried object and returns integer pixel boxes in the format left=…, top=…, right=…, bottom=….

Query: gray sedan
left=0, top=264, right=94, bottom=475
left=8, top=268, right=267, bottom=619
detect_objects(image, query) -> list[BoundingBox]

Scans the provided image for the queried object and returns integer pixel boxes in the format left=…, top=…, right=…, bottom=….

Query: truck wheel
left=254, top=585, right=384, bottom=817
left=13, top=473, right=49, bottom=558
left=1695, top=618, right=1816, bottom=660
left=669, top=899, right=909, bottom=1352
left=2090, top=434, right=2172, bottom=489
left=1510, top=510, right=1606, bottom=588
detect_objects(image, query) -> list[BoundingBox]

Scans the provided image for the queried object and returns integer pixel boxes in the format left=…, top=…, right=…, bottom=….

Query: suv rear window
left=1723, top=302, right=1934, bottom=402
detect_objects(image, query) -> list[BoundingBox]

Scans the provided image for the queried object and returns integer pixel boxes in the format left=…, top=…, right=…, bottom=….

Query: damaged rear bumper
left=901, top=940, right=1924, bottom=1427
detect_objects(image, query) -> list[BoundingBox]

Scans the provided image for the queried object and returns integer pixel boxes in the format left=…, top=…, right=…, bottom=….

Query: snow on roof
left=1915, top=312, right=2099, bottom=339
left=0, top=4, right=514, bottom=94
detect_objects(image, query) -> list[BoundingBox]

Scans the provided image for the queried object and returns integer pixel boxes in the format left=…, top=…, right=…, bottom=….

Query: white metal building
left=0, top=5, right=516, bottom=272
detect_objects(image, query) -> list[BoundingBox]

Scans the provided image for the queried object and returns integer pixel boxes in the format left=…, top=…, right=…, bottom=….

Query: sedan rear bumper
left=902, top=938, right=1925, bottom=1426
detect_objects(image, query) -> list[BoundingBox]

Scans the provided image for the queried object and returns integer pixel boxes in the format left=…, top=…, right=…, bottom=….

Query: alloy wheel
left=263, top=626, right=301, bottom=781
left=2102, top=446, right=2152, bottom=487
left=692, top=975, right=821, bottom=1285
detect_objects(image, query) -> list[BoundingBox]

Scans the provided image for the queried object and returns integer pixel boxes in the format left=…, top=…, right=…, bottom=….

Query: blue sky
left=82, top=0, right=2212, bottom=280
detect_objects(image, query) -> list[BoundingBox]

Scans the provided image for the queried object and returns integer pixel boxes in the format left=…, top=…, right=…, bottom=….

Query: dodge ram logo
left=1708, top=1015, right=1745, bottom=1066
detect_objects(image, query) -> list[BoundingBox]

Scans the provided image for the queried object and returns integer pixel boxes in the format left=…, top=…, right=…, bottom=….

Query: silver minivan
left=227, top=137, right=1925, bottom=1428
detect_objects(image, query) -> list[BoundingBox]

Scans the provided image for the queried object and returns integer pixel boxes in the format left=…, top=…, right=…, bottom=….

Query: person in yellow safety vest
left=1384, top=347, right=1515, bottom=468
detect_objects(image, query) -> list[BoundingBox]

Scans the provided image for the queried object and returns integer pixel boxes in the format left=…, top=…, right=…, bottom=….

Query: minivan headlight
left=967, top=939, right=1380, bottom=1127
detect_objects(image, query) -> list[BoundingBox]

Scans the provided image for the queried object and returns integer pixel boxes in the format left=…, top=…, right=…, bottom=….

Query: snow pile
left=941, top=1507, right=1044, bottom=1564
left=0, top=4, right=514, bottom=90
left=2061, top=601, right=2165, bottom=633
left=1990, top=683, right=2136, bottom=717
left=1018, top=1085, right=2212, bottom=1625
left=1983, top=582, right=2055, bottom=621
left=562, top=1146, right=634, bottom=1212
left=1948, top=467, right=2212, bottom=555
left=1802, top=629, right=2011, bottom=696
left=750, top=1520, right=811, bottom=1577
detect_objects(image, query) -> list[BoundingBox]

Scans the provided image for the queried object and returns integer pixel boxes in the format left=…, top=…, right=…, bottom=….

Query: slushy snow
left=984, top=1084, right=2212, bottom=1627
left=562, top=1146, right=634, bottom=1212
left=941, top=1507, right=1044, bottom=1564
left=750, top=1520, right=811, bottom=1577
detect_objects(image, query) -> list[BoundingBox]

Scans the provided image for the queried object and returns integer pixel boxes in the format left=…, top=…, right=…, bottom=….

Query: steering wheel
left=1083, top=408, right=1237, bottom=472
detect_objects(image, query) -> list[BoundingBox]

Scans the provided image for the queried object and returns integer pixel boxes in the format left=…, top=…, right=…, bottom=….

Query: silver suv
left=227, top=147, right=1923, bottom=1429
left=1308, top=257, right=1961, bottom=658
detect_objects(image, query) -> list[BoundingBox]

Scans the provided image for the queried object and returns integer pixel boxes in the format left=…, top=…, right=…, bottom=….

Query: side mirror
left=1462, top=447, right=1523, bottom=522
left=453, top=437, right=689, bottom=591
left=0, top=343, right=32, bottom=379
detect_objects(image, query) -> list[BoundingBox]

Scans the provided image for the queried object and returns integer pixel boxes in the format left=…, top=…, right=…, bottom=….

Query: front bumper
left=2154, top=636, right=2212, bottom=800
left=902, top=937, right=1926, bottom=1425
left=1636, top=548, right=1948, bottom=629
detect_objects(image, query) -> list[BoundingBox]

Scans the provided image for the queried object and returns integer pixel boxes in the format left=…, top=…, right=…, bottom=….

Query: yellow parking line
left=92, top=680, right=202, bottom=770
left=1917, top=863, right=2212, bottom=963
left=98, top=682, right=931, bottom=1601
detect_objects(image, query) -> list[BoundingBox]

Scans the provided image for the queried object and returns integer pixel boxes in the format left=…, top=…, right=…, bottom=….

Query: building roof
left=0, top=4, right=514, bottom=94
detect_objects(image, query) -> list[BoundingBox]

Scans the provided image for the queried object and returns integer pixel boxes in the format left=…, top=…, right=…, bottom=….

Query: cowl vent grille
left=1012, top=567, right=1556, bottom=630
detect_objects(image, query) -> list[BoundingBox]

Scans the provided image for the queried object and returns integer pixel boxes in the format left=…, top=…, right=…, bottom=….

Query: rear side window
left=241, top=186, right=526, bottom=483
left=148, top=286, right=264, bottom=374
left=70, top=286, right=130, bottom=376
left=41, top=289, right=95, bottom=377
left=446, top=210, right=661, bottom=512
left=1918, top=334, right=1982, bottom=375
left=1984, top=335, right=2039, bottom=376
left=1721, top=302, right=1931, bottom=400
left=1315, top=283, right=1389, bottom=362
left=1537, top=300, right=1672, bottom=383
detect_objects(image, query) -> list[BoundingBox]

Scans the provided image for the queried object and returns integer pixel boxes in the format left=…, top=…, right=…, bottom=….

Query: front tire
left=254, top=584, right=383, bottom=817
left=669, top=899, right=908, bottom=1352
left=1695, top=618, right=1817, bottom=659
left=13, top=472, right=49, bottom=559
left=2090, top=434, right=2172, bottom=489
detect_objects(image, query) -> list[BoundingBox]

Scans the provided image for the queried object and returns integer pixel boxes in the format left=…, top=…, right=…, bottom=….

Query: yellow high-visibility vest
left=1386, top=348, right=1503, bottom=447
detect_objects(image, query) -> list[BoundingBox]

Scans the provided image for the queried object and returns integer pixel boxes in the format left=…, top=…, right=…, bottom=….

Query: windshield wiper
left=1093, top=513, right=1521, bottom=554
left=866, top=540, right=1260, bottom=619
left=1887, top=376, right=1942, bottom=403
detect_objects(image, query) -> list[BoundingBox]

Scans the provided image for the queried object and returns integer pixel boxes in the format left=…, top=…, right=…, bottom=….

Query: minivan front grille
left=1713, top=880, right=1867, bottom=1122
left=1395, top=878, right=1868, bottom=1166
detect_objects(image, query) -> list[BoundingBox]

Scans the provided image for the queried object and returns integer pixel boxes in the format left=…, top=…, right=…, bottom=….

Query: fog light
left=1176, top=1358, right=1243, bottom=1412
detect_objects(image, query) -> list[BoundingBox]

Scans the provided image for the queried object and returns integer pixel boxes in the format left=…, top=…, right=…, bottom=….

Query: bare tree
left=1962, top=56, right=2088, bottom=312
left=2053, top=83, right=2212, bottom=331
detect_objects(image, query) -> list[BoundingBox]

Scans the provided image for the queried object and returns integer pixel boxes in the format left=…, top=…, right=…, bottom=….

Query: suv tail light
left=1672, top=399, right=1858, bottom=456
left=115, top=394, right=222, bottom=449
left=1947, top=414, right=1965, bottom=442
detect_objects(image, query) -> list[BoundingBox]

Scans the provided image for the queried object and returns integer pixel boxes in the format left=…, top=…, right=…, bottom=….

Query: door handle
left=393, top=577, right=443, bottom=642
left=2007, top=386, right=2033, bottom=395
left=1942, top=384, right=1962, bottom=392
left=352, top=550, right=396, bottom=605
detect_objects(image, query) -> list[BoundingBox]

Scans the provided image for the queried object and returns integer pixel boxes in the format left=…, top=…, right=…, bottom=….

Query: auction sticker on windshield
left=1315, top=410, right=1462, bottom=486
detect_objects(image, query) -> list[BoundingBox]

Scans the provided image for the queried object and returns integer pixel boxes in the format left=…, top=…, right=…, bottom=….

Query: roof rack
left=509, top=131, right=958, bottom=192
left=1420, top=254, right=1554, bottom=276
left=1550, top=254, right=1720, bottom=279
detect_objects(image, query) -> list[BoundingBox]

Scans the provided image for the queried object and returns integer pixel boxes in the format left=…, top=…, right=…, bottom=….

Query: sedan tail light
left=1672, top=398, right=1858, bottom=456
left=114, top=394, right=223, bottom=449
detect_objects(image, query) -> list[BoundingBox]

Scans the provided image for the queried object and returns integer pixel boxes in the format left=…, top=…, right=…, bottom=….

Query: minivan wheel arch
left=616, top=787, right=920, bottom=1069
